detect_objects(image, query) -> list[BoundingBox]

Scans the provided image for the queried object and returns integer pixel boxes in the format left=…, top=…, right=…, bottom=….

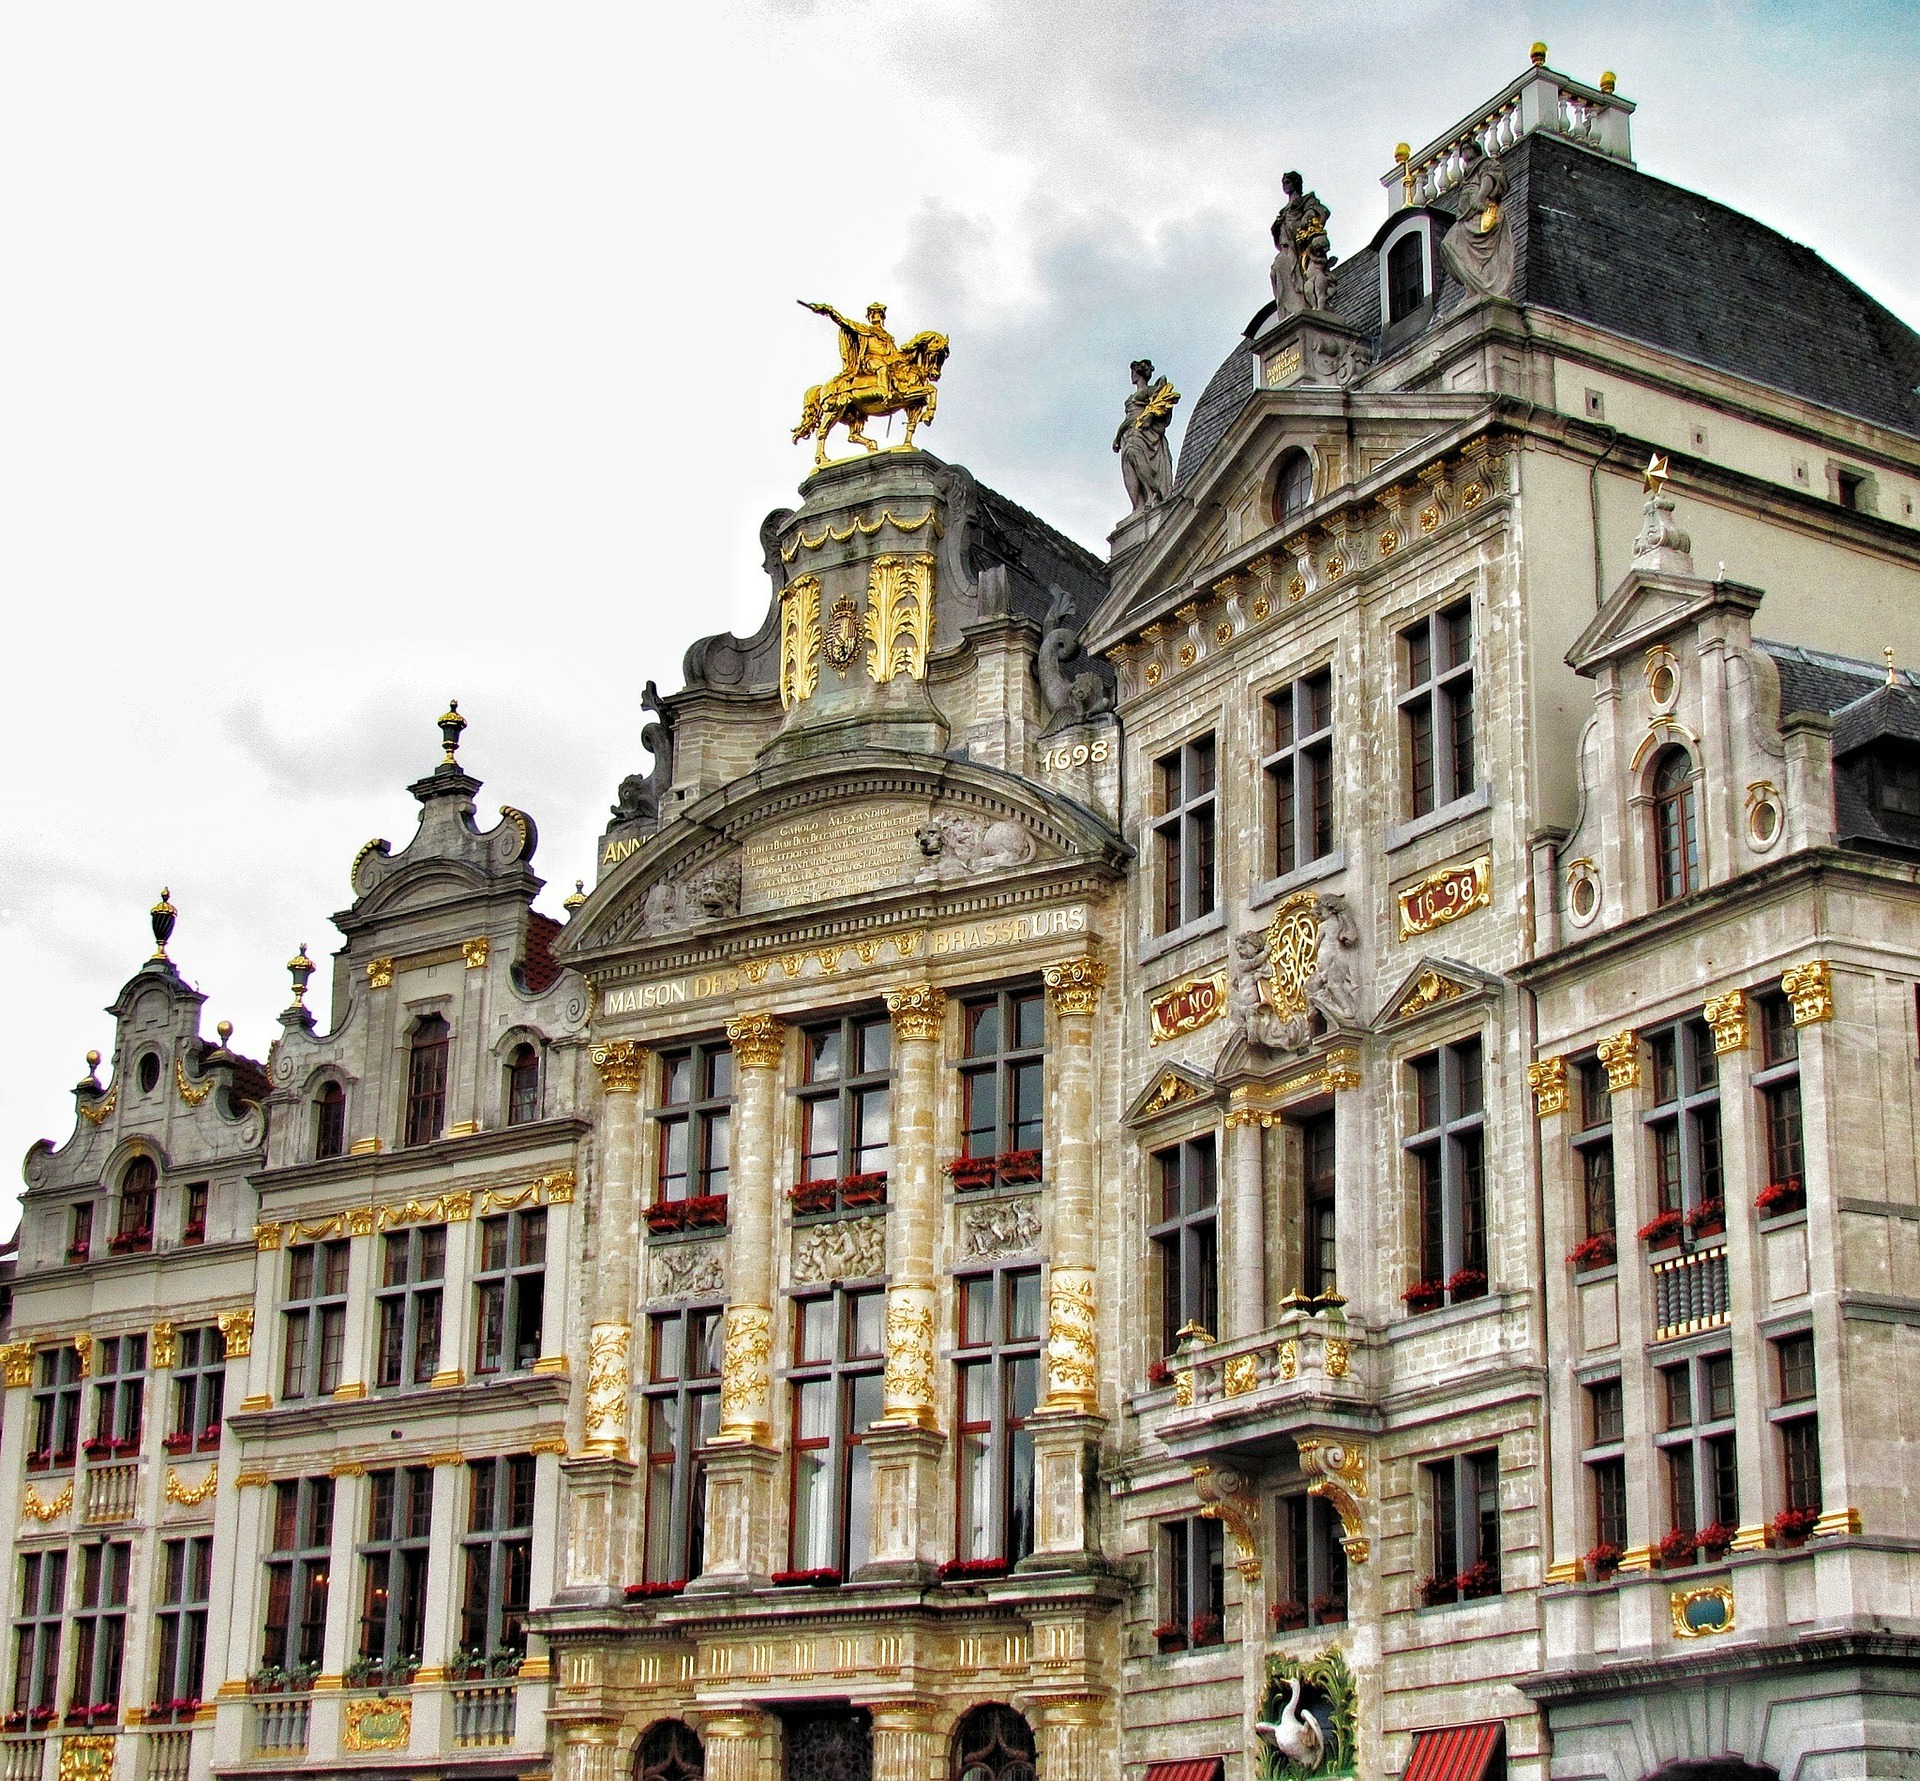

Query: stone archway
left=951, top=1704, right=1038, bottom=1781
left=634, top=1719, right=703, bottom=1781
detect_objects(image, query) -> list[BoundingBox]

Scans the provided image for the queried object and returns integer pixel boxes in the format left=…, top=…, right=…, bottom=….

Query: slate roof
left=1174, top=130, right=1920, bottom=489
left=1757, top=639, right=1890, bottom=718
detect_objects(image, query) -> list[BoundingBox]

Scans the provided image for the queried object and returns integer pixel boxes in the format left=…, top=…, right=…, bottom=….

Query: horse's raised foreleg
left=844, top=414, right=880, bottom=455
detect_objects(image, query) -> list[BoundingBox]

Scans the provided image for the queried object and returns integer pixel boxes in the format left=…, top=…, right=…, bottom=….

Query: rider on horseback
left=801, top=299, right=900, bottom=403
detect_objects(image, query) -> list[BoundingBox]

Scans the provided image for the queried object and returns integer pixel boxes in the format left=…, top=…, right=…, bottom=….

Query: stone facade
left=6, top=42, right=1920, bottom=1781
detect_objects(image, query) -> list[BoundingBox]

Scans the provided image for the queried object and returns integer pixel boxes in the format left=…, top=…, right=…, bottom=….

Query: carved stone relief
left=792, top=1216, right=886, bottom=1286
left=960, top=1196, right=1041, bottom=1259
left=628, top=852, right=742, bottom=937
left=650, top=1240, right=727, bottom=1301
left=913, top=806, right=1038, bottom=881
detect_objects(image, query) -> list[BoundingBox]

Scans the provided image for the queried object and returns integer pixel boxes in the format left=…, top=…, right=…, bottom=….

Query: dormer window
left=314, top=1082, right=347, bottom=1160
left=405, top=1016, right=450, bottom=1148
left=136, top=1053, right=161, bottom=1096
left=506, top=1045, right=542, bottom=1128
left=1273, top=451, right=1313, bottom=528
left=1652, top=747, right=1700, bottom=903
left=1387, top=232, right=1426, bottom=322
left=1879, top=752, right=1920, bottom=818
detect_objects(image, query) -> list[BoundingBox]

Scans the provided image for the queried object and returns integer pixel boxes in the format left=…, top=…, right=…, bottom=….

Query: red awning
left=1404, top=1721, right=1506, bottom=1781
left=1143, top=1762, right=1225, bottom=1781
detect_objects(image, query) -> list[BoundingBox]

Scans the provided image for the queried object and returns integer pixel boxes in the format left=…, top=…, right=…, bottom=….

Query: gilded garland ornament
left=792, top=298, right=950, bottom=466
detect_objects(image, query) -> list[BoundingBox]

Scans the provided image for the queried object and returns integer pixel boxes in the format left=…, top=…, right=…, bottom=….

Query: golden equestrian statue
left=793, top=299, right=950, bottom=467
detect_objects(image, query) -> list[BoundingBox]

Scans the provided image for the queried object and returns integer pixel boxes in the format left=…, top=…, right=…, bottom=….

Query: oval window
left=1749, top=795, right=1782, bottom=848
left=137, top=1052, right=162, bottom=1095
left=1569, top=872, right=1600, bottom=925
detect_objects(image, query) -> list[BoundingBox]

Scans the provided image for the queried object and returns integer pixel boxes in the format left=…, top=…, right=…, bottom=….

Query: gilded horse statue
left=793, top=299, right=950, bottom=467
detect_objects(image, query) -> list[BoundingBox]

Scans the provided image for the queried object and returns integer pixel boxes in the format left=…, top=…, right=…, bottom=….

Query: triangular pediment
left=1376, top=957, right=1504, bottom=1029
left=1567, top=568, right=1764, bottom=677
left=560, top=750, right=1127, bottom=961
left=1125, top=1061, right=1218, bottom=1127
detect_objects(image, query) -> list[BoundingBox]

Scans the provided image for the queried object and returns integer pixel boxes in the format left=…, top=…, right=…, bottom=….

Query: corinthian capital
left=590, top=1039, right=645, bottom=1095
left=885, top=983, right=947, bottom=1042
left=726, top=1012, right=785, bottom=1069
left=1043, top=954, right=1106, bottom=1016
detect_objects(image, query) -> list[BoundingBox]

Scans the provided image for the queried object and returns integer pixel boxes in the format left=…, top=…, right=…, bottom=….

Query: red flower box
left=108, top=1230, right=152, bottom=1254
left=163, top=1432, right=194, bottom=1455
left=997, top=1149, right=1042, bottom=1185
left=789, top=1182, right=837, bottom=1215
left=3, top=1713, right=24, bottom=1732
left=200, top=1425, right=221, bottom=1448
left=947, top=1156, right=998, bottom=1192
left=82, top=1437, right=112, bottom=1459
left=1583, top=1543, right=1623, bottom=1581
left=646, top=1200, right=688, bottom=1233
left=1570, top=1233, right=1617, bottom=1272
left=1757, top=1180, right=1806, bottom=1216
left=25, top=1451, right=51, bottom=1472
left=1145, top=1358, right=1172, bottom=1388
left=1638, top=1210, right=1684, bottom=1250
left=1417, top=1574, right=1456, bottom=1608
left=840, top=1172, right=888, bottom=1207
left=26, top=1708, right=53, bottom=1728
left=770, top=1567, right=841, bottom=1587
left=938, top=1556, right=1010, bottom=1582
left=1151, top=1622, right=1187, bottom=1652
left=1456, top=1560, right=1500, bottom=1600
left=1270, top=1601, right=1307, bottom=1632
left=1773, top=1506, right=1820, bottom=1547
left=181, top=1222, right=206, bottom=1246
left=1402, top=1281, right=1445, bottom=1314
left=1447, top=1267, right=1488, bottom=1302
left=1695, top=1520, right=1735, bottom=1560
left=66, top=1244, right=91, bottom=1264
left=1310, top=1594, right=1345, bottom=1624
left=1189, top=1613, right=1224, bottom=1648
left=1657, top=1526, right=1698, bottom=1568
left=683, top=1194, right=728, bottom=1229
left=1687, top=1197, right=1726, bottom=1239
left=623, top=1580, right=686, bottom=1600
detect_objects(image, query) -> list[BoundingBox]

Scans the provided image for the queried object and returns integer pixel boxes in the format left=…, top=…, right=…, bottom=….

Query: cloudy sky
left=3, top=1, right=1917, bottom=1201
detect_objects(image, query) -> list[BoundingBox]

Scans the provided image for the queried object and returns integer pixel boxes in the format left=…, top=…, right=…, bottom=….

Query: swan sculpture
left=1255, top=1675, right=1326, bottom=1771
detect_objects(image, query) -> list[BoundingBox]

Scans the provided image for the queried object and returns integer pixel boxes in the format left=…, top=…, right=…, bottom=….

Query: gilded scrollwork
left=1043, top=1268, right=1099, bottom=1410
left=22, top=1481, right=72, bottom=1522
left=590, top=1040, right=645, bottom=1095
left=885, top=983, right=946, bottom=1042
left=581, top=1322, right=633, bottom=1459
left=174, top=1056, right=214, bottom=1107
left=1043, top=955, right=1106, bottom=1017
left=779, top=574, right=822, bottom=709
left=150, top=1321, right=177, bottom=1370
left=1597, top=1028, right=1642, bottom=1092
left=164, top=1464, right=218, bottom=1507
left=863, top=554, right=935, bottom=684
left=725, top=1013, right=785, bottom=1070
left=718, top=1305, right=773, bottom=1437
left=0, top=1341, right=34, bottom=1389
left=1194, top=1463, right=1262, bottom=1582
left=1526, top=1056, right=1568, bottom=1117
left=1703, top=990, right=1748, bottom=1053
left=1298, top=1436, right=1370, bottom=1562
left=880, top=1289, right=937, bottom=1422
left=1782, top=959, right=1834, bottom=1026
left=217, top=1307, right=253, bottom=1359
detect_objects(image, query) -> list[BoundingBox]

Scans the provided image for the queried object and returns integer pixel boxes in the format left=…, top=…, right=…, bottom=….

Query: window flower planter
left=645, top=1201, right=689, bottom=1234
left=1402, top=1281, right=1445, bottom=1315
left=26, top=1709, right=53, bottom=1728
left=1145, top=1358, right=1172, bottom=1388
left=1757, top=1180, right=1806, bottom=1217
left=622, top=1580, right=686, bottom=1601
left=200, top=1425, right=222, bottom=1449
left=81, top=1438, right=113, bottom=1460
left=1456, top=1560, right=1500, bottom=1600
left=1582, top=1543, right=1623, bottom=1582
left=1309, top=1595, right=1346, bottom=1625
left=1686, top=1198, right=1726, bottom=1240
left=107, top=1230, right=152, bottom=1255
left=1694, top=1520, right=1735, bottom=1561
left=1446, top=1268, right=1488, bottom=1303
left=770, top=1568, right=840, bottom=1588
left=1569, top=1233, right=1616, bottom=1272
left=1417, top=1574, right=1456, bottom=1608
left=163, top=1433, right=194, bottom=1455
left=1188, top=1613, right=1224, bottom=1649
left=3, top=1713, right=25, bottom=1732
left=938, top=1557, right=1009, bottom=1583
left=839, top=1173, right=888, bottom=1208
left=1773, top=1506, right=1820, bottom=1547
left=181, top=1222, right=206, bottom=1246
left=111, top=1438, right=139, bottom=1458
left=788, top=1182, right=838, bottom=1216
left=683, top=1194, right=728, bottom=1229
left=65, top=1244, right=91, bottom=1264
left=947, top=1156, right=998, bottom=1192
left=1270, top=1601, right=1307, bottom=1633
left=1656, top=1527, right=1698, bottom=1569
left=1151, top=1622, right=1188, bottom=1654
left=25, top=1451, right=52, bottom=1472
left=1638, top=1211, right=1684, bottom=1252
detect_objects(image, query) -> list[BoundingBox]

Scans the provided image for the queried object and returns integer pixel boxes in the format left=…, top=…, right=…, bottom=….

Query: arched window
left=115, top=1157, right=157, bottom=1251
left=1387, top=230, right=1426, bottom=322
left=951, top=1705, right=1036, bottom=1781
left=506, top=1045, right=541, bottom=1128
left=634, top=1720, right=703, bottom=1781
left=1273, top=451, right=1313, bottom=527
left=314, top=1082, right=347, bottom=1160
left=1652, top=746, right=1700, bottom=904
left=405, top=1016, right=450, bottom=1147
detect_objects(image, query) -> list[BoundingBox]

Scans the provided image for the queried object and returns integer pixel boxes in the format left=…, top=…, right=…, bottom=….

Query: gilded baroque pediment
left=1126, top=1061, right=1217, bottom=1126
left=1376, top=957, right=1501, bottom=1028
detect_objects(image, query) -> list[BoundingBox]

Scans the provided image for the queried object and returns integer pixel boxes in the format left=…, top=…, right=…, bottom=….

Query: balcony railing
left=1155, top=1308, right=1373, bottom=1455
left=250, top=1698, right=310, bottom=1757
left=1652, top=1244, right=1730, bottom=1341
left=83, top=1462, right=140, bottom=1525
left=139, top=1729, right=192, bottom=1781
left=0, top=1737, right=45, bottom=1781
left=450, top=1685, right=517, bottom=1749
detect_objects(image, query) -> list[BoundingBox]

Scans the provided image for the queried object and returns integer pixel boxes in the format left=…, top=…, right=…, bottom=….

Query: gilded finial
left=150, top=887, right=177, bottom=961
left=563, top=879, right=587, bottom=915
left=1600, top=70, right=1617, bottom=94
left=1395, top=141, right=1413, bottom=199
left=793, top=297, right=949, bottom=468
left=286, top=943, right=316, bottom=1008
left=438, top=699, right=466, bottom=765
left=85, top=1049, right=101, bottom=1082
left=216, top=1020, right=233, bottom=1046
left=1642, top=452, right=1670, bottom=496
left=1530, top=41, right=1548, bottom=66
left=1886, top=645, right=1898, bottom=687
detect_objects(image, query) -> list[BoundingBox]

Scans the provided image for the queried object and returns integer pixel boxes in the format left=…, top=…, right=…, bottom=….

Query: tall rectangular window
left=151, top=1537, right=212, bottom=1715
left=375, top=1226, right=445, bottom=1390
left=358, top=1467, right=432, bottom=1676
left=959, top=987, right=1045, bottom=1178
left=1584, top=1380, right=1627, bottom=1554
left=10, top=1551, right=65, bottom=1717
left=460, top=1457, right=535, bottom=1659
left=1301, top=1113, right=1337, bottom=1298
left=788, top=1288, right=886, bottom=1578
left=181, top=1182, right=208, bottom=1245
left=1423, top=1450, right=1501, bottom=1603
left=1400, top=601, right=1474, bottom=817
left=797, top=1015, right=892, bottom=1213
left=1154, top=734, right=1218, bottom=932
left=1573, top=1058, right=1616, bottom=1256
left=1773, top=1333, right=1822, bottom=1516
left=474, top=1209, right=546, bottom=1376
left=67, top=1203, right=93, bottom=1264
left=1656, top=1351, right=1738, bottom=1561
left=643, top=1307, right=723, bottom=1586
left=87, top=1335, right=145, bottom=1458
left=314, top=1084, right=347, bottom=1160
left=1755, top=993, right=1804, bottom=1202
left=1274, top=1494, right=1347, bottom=1629
left=1645, top=1018, right=1723, bottom=1228
left=1405, top=1037, right=1487, bottom=1304
left=168, top=1326, right=225, bottom=1455
left=261, top=1478, right=334, bottom=1674
left=67, top=1541, right=130, bottom=1718
left=1264, top=670, right=1335, bottom=879
left=1156, top=1518, right=1225, bottom=1651
left=505, top=1045, right=542, bottom=1127
left=405, top=1015, right=450, bottom=1148
left=282, top=1240, right=349, bottom=1400
left=113, top=1161, right=155, bottom=1252
left=954, top=1268, right=1043, bottom=1567
left=654, top=1042, right=734, bottom=1209
left=29, top=1348, right=83, bottom=1470
left=1150, top=1136, right=1219, bottom=1355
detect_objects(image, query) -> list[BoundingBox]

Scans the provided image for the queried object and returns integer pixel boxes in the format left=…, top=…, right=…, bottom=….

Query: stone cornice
left=1522, top=1626, right=1920, bottom=1702
left=250, top=1119, right=589, bottom=1193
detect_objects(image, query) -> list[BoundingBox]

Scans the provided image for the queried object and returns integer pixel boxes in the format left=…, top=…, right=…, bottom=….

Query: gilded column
left=716, top=1012, right=784, bottom=1443
left=702, top=1710, right=779, bottom=1781
left=879, top=984, right=945, bottom=1428
left=583, top=1040, right=645, bottom=1458
left=1040, top=955, right=1105, bottom=1410
left=870, top=1701, right=941, bottom=1781
left=1035, top=1696, right=1109, bottom=1781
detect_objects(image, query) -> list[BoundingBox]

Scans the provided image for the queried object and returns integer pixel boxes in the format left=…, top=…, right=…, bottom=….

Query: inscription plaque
left=740, top=803, right=924, bottom=913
